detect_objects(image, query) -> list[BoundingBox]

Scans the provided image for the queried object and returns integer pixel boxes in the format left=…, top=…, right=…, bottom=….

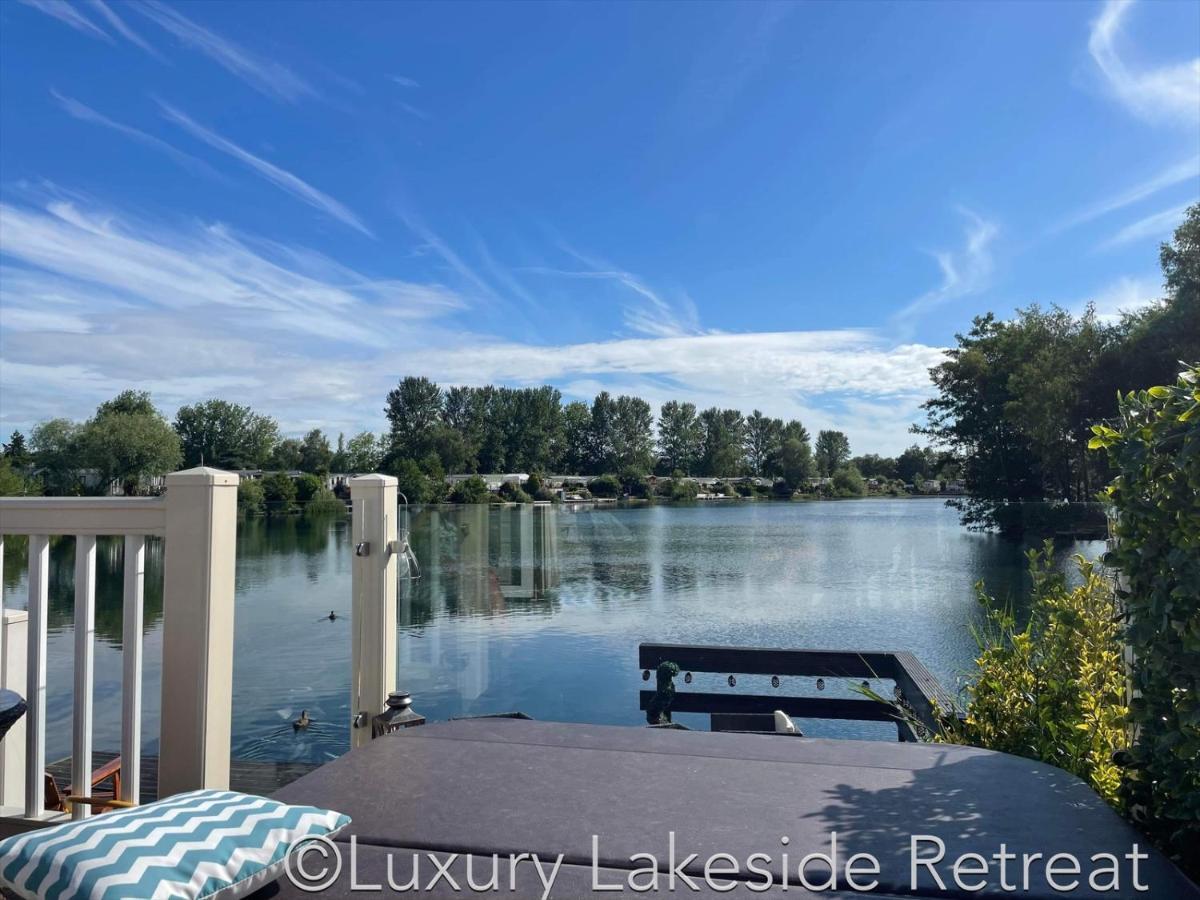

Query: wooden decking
left=45, top=752, right=320, bottom=804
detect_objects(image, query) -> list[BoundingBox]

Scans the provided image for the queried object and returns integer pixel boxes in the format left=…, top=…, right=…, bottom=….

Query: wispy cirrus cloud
left=157, top=101, right=372, bottom=236
left=18, top=0, right=111, bottom=41
left=390, top=75, right=420, bottom=89
left=52, top=90, right=223, bottom=181
left=524, top=246, right=702, bottom=338
left=0, top=193, right=942, bottom=452
left=1099, top=203, right=1190, bottom=249
left=132, top=0, right=316, bottom=104
left=87, top=0, right=159, bottom=57
left=1088, top=0, right=1200, bottom=128
left=1071, top=274, right=1161, bottom=322
left=1051, top=155, right=1199, bottom=233
left=893, top=209, right=999, bottom=325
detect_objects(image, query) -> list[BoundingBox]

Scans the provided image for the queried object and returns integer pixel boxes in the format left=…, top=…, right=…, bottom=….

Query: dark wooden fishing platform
left=45, top=751, right=320, bottom=804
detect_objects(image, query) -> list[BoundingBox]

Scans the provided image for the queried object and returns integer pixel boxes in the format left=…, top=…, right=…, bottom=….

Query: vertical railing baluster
left=25, top=534, right=49, bottom=818
left=72, top=535, right=97, bottom=820
left=121, top=535, right=145, bottom=806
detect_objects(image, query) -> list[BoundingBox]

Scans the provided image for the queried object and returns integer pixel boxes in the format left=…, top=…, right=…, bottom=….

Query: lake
left=1, top=498, right=1104, bottom=763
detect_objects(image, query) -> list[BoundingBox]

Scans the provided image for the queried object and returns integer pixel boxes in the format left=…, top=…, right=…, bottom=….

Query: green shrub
left=618, top=467, right=651, bottom=498
left=771, top=479, right=795, bottom=499
left=831, top=465, right=866, bottom=497
left=498, top=480, right=533, bottom=503
left=657, top=476, right=698, bottom=500
left=391, top=458, right=431, bottom=504
left=260, top=472, right=298, bottom=515
left=587, top=474, right=621, bottom=497
left=448, top=475, right=490, bottom=504
left=237, top=479, right=266, bottom=516
left=304, top=487, right=346, bottom=517
left=939, top=546, right=1127, bottom=806
left=1091, top=364, right=1200, bottom=871
left=294, top=473, right=323, bottom=504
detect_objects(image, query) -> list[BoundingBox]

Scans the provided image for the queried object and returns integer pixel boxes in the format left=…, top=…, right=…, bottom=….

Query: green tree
left=657, top=401, right=701, bottom=475
left=299, top=429, right=333, bottom=473
left=448, top=475, right=490, bottom=504
left=294, top=473, right=324, bottom=503
left=831, top=465, right=866, bottom=497
left=559, top=401, right=592, bottom=474
left=237, top=479, right=266, bottom=516
left=850, top=453, right=897, bottom=480
left=776, top=437, right=814, bottom=491
left=392, top=459, right=432, bottom=504
left=174, top=399, right=280, bottom=469
left=260, top=472, right=298, bottom=514
left=385, top=376, right=443, bottom=462
left=30, top=418, right=81, bottom=494
left=743, top=410, right=782, bottom=476
left=587, top=392, right=618, bottom=474
left=0, top=458, right=41, bottom=496
left=269, top=438, right=304, bottom=471
left=2, top=430, right=32, bottom=467
left=813, top=430, right=850, bottom=477
left=698, top=407, right=744, bottom=476
left=585, top=474, right=620, bottom=497
left=896, top=444, right=933, bottom=484
left=78, top=392, right=182, bottom=494
left=343, top=432, right=383, bottom=472
left=611, top=395, right=654, bottom=473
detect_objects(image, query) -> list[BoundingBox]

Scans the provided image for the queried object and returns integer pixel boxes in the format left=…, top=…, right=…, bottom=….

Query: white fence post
left=158, top=467, right=239, bottom=798
left=0, top=610, right=28, bottom=808
left=349, top=475, right=397, bottom=750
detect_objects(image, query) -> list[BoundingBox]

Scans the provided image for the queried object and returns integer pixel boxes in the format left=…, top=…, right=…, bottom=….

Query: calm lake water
left=1, top=499, right=1104, bottom=763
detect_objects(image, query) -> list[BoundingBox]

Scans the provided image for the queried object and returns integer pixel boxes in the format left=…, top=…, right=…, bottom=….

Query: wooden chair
left=43, top=756, right=133, bottom=814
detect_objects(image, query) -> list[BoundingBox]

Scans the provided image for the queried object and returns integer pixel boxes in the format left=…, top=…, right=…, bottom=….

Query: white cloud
left=391, top=75, right=420, bottom=88
left=0, top=196, right=944, bottom=454
left=1088, top=0, right=1200, bottom=128
left=87, top=0, right=159, bottom=57
left=158, top=101, right=373, bottom=236
left=18, top=0, right=111, bottom=41
left=1099, top=203, right=1190, bottom=249
left=1072, top=274, right=1162, bottom=322
left=1051, top=156, right=1200, bottom=233
left=132, top=0, right=316, bottom=104
left=52, top=91, right=223, bottom=181
left=893, top=209, right=998, bottom=324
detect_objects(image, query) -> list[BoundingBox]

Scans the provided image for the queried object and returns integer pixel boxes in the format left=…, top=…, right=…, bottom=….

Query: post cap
left=165, top=467, right=240, bottom=486
left=349, top=473, right=397, bottom=488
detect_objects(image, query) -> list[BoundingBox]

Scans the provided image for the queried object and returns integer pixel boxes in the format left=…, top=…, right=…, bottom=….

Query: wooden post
left=349, top=475, right=397, bottom=751
left=158, top=467, right=239, bottom=798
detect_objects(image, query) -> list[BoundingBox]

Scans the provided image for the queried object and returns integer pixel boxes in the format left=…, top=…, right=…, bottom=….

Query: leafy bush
left=260, top=472, right=298, bottom=515
left=657, top=475, right=698, bottom=500
left=831, top=465, right=866, bottom=497
left=771, top=479, right=795, bottom=499
left=498, top=480, right=533, bottom=503
left=734, top=481, right=753, bottom=497
left=304, top=487, right=346, bottom=517
left=1092, top=364, right=1200, bottom=871
left=588, top=474, right=621, bottom=497
left=236, top=479, right=266, bottom=516
left=0, top=458, right=41, bottom=496
left=939, top=547, right=1127, bottom=805
left=618, top=467, right=651, bottom=498
left=294, top=473, right=323, bottom=504
left=448, top=475, right=490, bottom=504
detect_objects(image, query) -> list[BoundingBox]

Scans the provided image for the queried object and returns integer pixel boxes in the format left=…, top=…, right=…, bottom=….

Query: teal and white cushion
left=0, top=789, right=349, bottom=900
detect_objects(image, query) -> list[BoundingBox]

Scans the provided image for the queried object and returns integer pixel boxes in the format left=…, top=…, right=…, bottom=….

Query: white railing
left=0, top=468, right=238, bottom=830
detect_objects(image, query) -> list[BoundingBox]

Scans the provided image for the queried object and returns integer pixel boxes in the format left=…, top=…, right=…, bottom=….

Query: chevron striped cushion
left=0, top=789, right=349, bottom=900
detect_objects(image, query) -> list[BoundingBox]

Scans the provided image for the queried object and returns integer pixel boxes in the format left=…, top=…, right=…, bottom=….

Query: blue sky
left=1, top=0, right=1197, bottom=454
